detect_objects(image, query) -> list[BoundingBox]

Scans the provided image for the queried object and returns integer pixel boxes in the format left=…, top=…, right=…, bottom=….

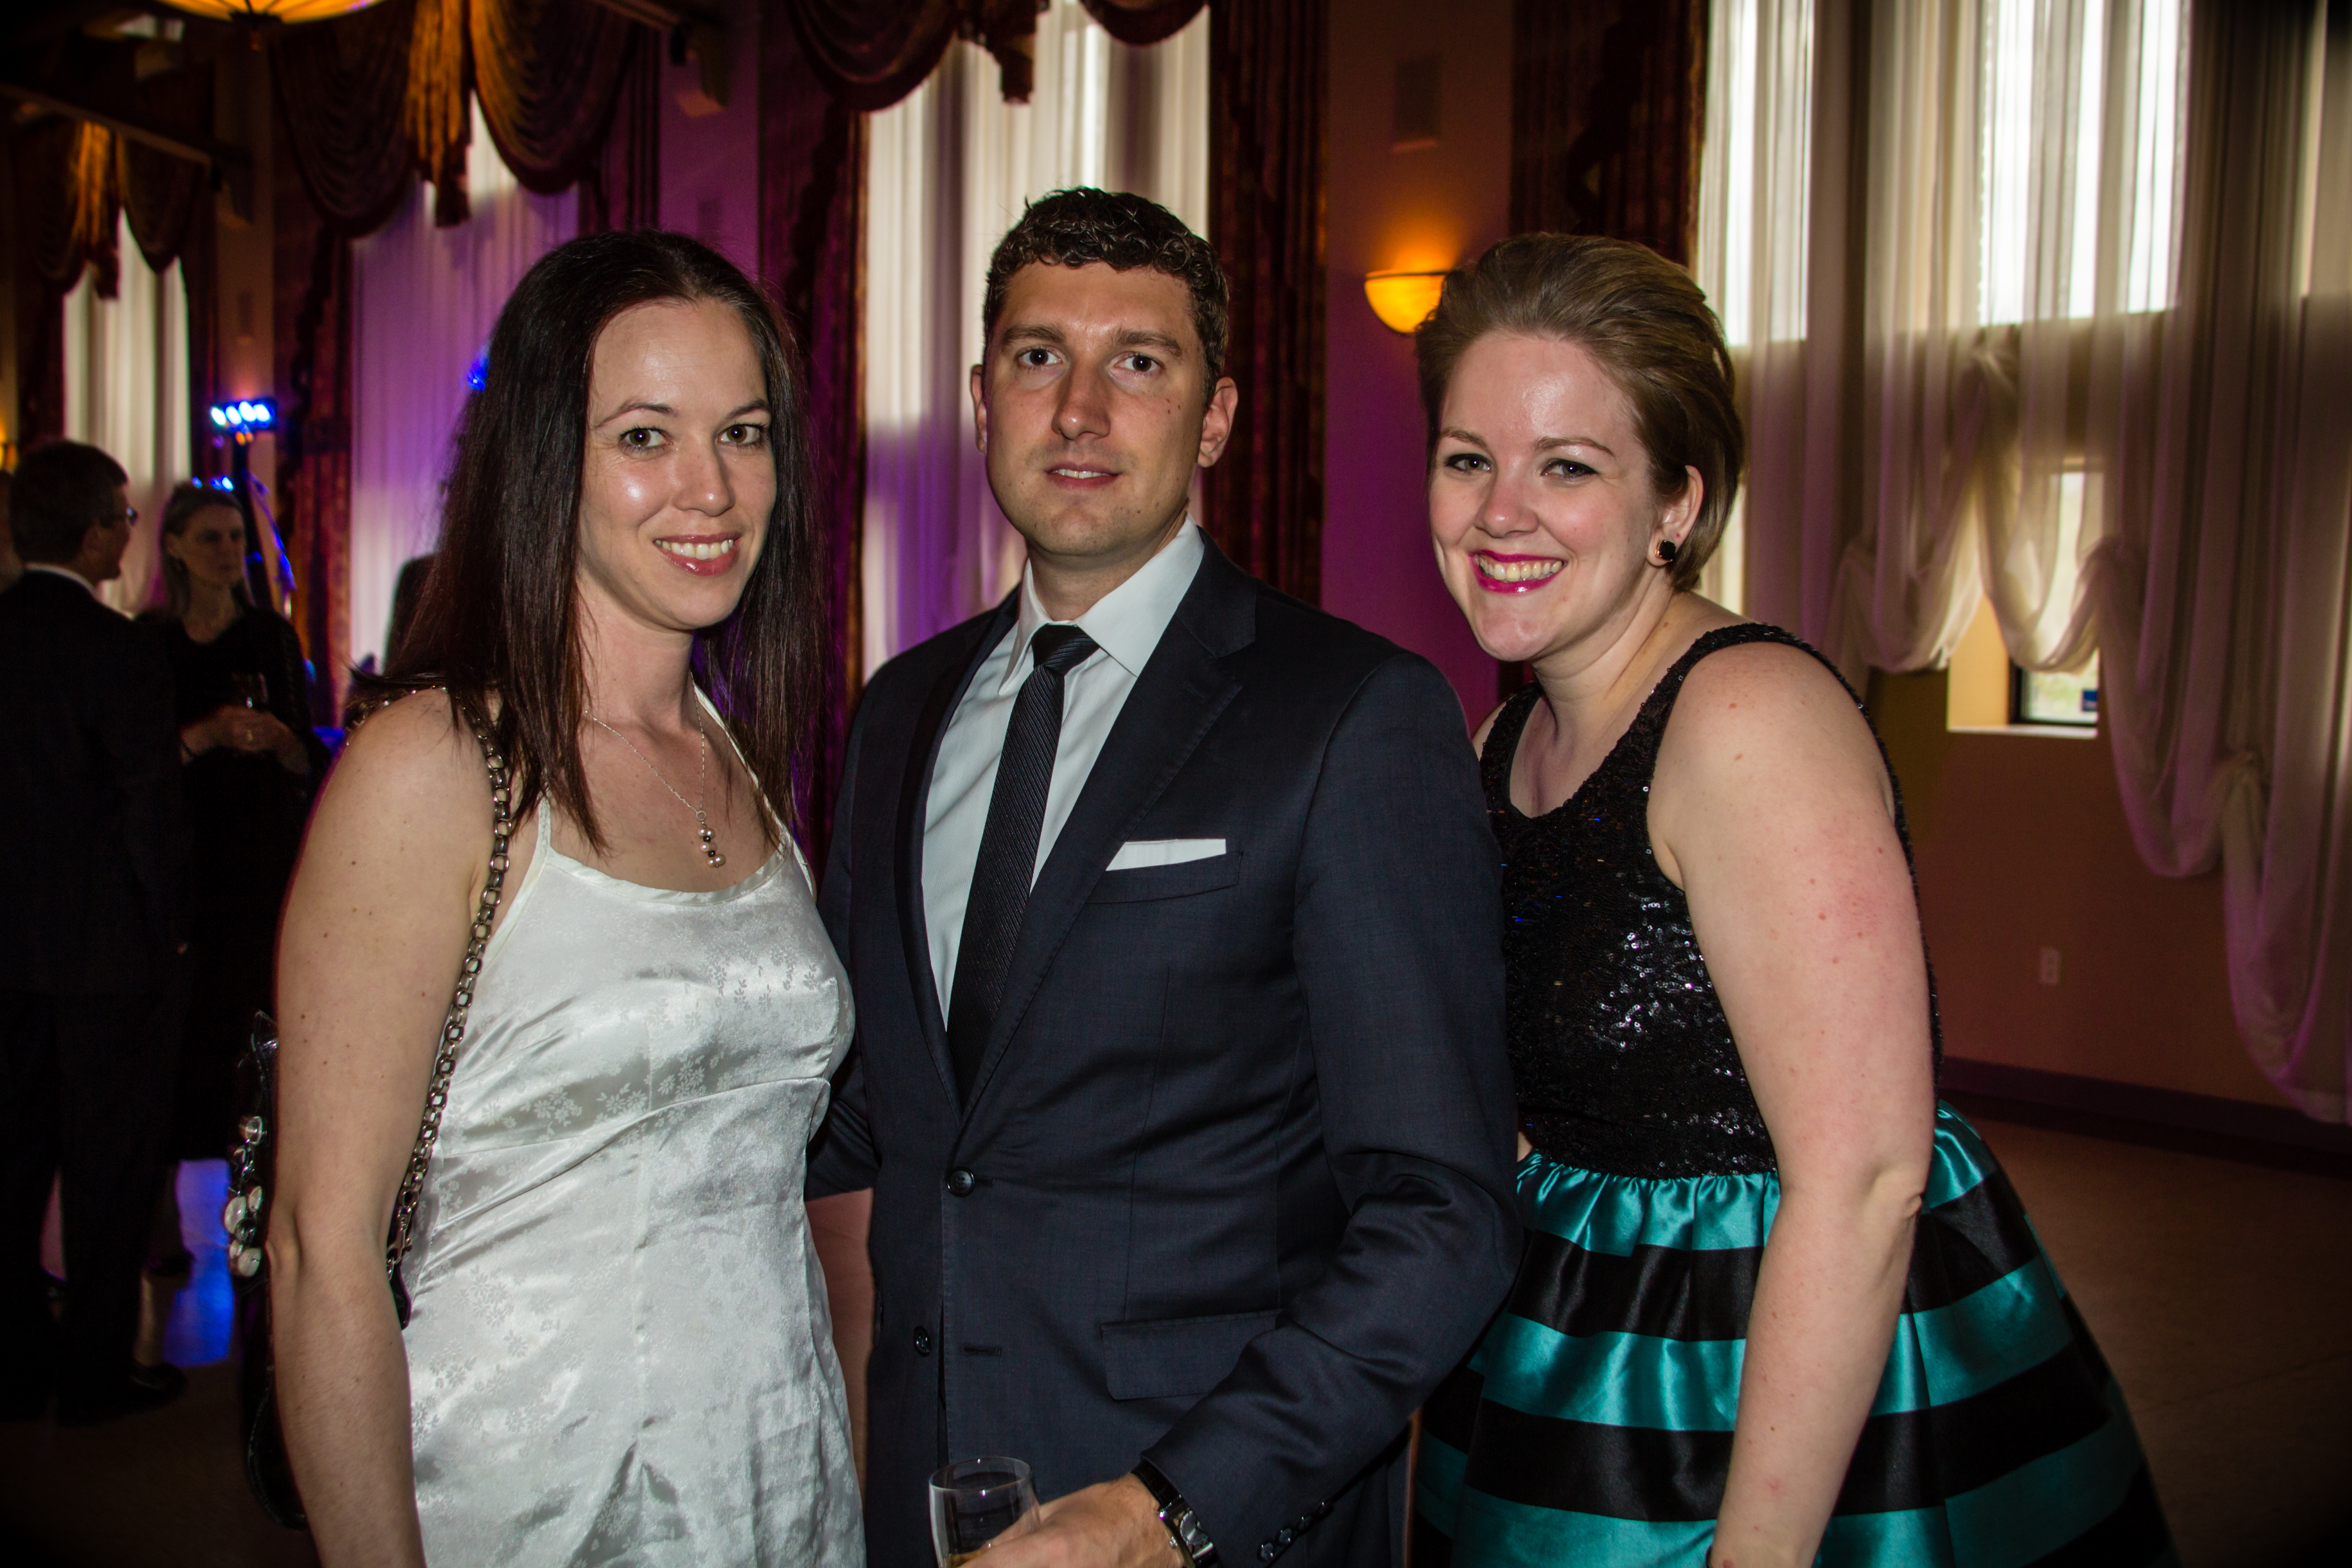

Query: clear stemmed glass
left=929, top=1456, right=1041, bottom=1565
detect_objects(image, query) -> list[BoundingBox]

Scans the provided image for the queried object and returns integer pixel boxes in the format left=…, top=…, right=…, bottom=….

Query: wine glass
left=929, top=1456, right=1040, bottom=1565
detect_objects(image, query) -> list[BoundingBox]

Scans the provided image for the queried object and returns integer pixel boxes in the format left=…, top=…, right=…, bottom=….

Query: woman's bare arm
left=1651, top=645, right=1937, bottom=1568
left=269, top=694, right=520, bottom=1567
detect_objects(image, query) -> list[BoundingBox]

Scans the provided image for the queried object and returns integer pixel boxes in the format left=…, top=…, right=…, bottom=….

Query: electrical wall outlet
left=2038, top=946, right=2062, bottom=986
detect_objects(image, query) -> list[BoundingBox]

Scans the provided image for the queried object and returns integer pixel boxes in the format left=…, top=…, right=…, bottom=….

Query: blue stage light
left=207, top=397, right=279, bottom=435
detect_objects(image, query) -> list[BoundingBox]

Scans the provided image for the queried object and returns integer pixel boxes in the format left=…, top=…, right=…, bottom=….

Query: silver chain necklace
left=588, top=714, right=725, bottom=867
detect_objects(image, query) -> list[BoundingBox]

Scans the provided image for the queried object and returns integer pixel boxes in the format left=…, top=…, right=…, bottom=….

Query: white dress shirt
left=923, top=519, right=1205, bottom=1004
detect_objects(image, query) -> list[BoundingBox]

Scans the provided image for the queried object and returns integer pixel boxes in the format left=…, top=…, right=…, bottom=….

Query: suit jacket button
left=1258, top=1544, right=1277, bottom=1563
left=913, top=1326, right=934, bottom=1356
left=946, top=1167, right=976, bottom=1197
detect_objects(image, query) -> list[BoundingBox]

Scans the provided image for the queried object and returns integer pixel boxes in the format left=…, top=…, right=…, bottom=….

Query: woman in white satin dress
left=269, top=231, right=862, bottom=1566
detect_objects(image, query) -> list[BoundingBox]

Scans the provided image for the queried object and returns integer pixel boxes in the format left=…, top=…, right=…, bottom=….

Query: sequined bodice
left=1488, top=623, right=1935, bottom=1179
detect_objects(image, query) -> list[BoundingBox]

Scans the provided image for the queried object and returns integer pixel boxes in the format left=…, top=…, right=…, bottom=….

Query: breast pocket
left=1088, top=848, right=1242, bottom=904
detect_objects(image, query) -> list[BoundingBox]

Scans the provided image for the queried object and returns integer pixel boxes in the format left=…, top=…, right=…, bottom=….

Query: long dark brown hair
left=380, top=230, right=824, bottom=853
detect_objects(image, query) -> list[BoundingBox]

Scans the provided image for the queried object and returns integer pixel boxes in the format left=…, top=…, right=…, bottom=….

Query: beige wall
left=1870, top=669, right=2287, bottom=1107
left=659, top=0, right=762, bottom=275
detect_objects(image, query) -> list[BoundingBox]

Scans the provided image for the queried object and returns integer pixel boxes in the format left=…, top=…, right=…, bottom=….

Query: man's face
left=972, top=261, right=1236, bottom=578
left=82, top=485, right=134, bottom=584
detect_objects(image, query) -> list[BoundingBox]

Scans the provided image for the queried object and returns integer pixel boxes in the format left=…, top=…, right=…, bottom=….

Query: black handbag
left=225, top=695, right=514, bottom=1530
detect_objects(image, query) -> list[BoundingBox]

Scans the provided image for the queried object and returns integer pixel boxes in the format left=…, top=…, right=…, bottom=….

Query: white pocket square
left=1106, top=838, right=1226, bottom=872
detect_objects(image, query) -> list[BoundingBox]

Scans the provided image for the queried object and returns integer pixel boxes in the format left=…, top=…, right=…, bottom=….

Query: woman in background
left=1411, top=234, right=2170, bottom=1567
left=145, top=482, right=325, bottom=1180
left=269, top=230, right=861, bottom=1566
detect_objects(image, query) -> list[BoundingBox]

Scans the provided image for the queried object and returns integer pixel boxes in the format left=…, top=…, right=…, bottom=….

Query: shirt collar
left=20, top=563, right=98, bottom=598
left=998, top=519, right=1204, bottom=696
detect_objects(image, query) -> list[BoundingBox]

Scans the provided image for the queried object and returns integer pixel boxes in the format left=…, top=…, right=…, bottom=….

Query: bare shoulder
left=309, top=690, right=494, bottom=856
left=1654, top=638, right=1891, bottom=820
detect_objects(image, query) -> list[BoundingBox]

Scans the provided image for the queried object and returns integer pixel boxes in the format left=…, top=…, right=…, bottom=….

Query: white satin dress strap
left=400, top=790, right=863, bottom=1566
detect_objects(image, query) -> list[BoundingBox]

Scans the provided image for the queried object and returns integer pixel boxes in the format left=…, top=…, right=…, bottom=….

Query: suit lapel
left=956, top=542, right=1258, bottom=1122
left=894, top=597, right=1018, bottom=1108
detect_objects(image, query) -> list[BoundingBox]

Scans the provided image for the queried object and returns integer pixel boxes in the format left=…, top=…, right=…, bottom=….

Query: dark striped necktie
left=945, top=623, right=1098, bottom=1102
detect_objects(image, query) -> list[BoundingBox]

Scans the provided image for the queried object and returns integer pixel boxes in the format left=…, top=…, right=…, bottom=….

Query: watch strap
left=1132, top=1459, right=1218, bottom=1566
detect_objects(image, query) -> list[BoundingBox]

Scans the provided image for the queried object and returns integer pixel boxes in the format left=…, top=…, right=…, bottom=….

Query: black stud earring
left=1655, top=538, right=1680, bottom=566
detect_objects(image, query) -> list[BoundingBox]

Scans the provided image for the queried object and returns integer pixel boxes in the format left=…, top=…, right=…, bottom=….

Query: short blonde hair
left=1415, top=234, right=1743, bottom=592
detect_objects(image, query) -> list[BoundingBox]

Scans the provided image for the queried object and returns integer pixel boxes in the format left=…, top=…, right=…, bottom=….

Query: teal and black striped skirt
left=1414, top=1105, right=2173, bottom=1566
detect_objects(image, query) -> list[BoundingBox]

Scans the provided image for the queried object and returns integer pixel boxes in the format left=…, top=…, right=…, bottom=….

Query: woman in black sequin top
left=1409, top=236, right=2167, bottom=1568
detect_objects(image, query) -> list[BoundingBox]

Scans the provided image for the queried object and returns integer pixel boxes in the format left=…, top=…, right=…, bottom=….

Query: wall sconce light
left=1363, top=270, right=1449, bottom=334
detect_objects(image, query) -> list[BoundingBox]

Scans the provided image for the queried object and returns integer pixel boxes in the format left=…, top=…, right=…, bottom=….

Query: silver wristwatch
left=1132, top=1460, right=1218, bottom=1566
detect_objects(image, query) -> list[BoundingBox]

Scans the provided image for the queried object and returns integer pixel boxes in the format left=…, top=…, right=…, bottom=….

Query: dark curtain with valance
left=1080, top=0, right=1202, bottom=46
left=8, top=57, right=220, bottom=456
left=1087, top=0, right=1328, bottom=605
left=1204, top=0, right=1326, bottom=605
left=779, top=0, right=1045, bottom=108
left=758, top=0, right=1328, bottom=843
left=262, top=0, right=654, bottom=698
left=270, top=0, right=642, bottom=237
left=471, top=0, right=638, bottom=193
left=270, top=0, right=423, bottom=238
left=1510, top=0, right=1708, bottom=264
left=11, top=119, right=103, bottom=449
left=119, top=66, right=222, bottom=479
left=760, top=5, right=868, bottom=857
left=273, top=105, right=356, bottom=725
left=579, top=27, right=662, bottom=235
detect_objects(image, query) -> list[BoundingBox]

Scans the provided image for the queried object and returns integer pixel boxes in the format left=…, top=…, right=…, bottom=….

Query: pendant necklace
left=589, top=715, right=725, bottom=867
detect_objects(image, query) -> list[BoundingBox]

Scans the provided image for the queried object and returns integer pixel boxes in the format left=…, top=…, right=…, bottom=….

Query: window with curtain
left=1694, top=0, right=1817, bottom=618
left=860, top=0, right=1209, bottom=679
left=1696, top=0, right=2188, bottom=671
left=61, top=214, right=191, bottom=619
left=1697, top=0, right=2352, bottom=1120
left=347, top=101, right=577, bottom=672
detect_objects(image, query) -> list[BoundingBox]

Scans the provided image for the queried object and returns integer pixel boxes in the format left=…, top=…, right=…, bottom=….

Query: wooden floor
left=2, top=1125, right=2347, bottom=1567
left=1973, top=1117, right=2352, bottom=1568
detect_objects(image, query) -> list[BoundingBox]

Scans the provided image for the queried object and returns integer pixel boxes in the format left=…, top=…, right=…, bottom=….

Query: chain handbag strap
left=382, top=691, right=513, bottom=1277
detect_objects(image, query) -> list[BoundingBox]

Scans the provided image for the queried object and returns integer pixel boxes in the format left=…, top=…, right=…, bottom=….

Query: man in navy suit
left=0, top=441, right=188, bottom=1424
left=809, top=189, right=1519, bottom=1567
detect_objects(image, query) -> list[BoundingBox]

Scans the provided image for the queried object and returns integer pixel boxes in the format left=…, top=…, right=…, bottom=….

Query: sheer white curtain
left=1700, top=0, right=2185, bottom=680
left=1694, top=0, right=1817, bottom=621
left=348, top=102, right=575, bottom=669
left=61, top=217, right=189, bottom=617
left=2087, top=0, right=2352, bottom=1120
left=860, top=0, right=1208, bottom=678
left=1700, top=0, right=2352, bottom=1116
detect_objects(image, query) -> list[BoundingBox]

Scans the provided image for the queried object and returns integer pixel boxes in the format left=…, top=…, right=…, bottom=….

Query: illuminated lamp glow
left=162, top=0, right=392, bottom=22
left=1363, top=270, right=1450, bottom=335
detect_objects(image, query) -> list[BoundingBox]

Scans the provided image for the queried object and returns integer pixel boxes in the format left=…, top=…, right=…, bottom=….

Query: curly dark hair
left=981, top=187, right=1229, bottom=382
